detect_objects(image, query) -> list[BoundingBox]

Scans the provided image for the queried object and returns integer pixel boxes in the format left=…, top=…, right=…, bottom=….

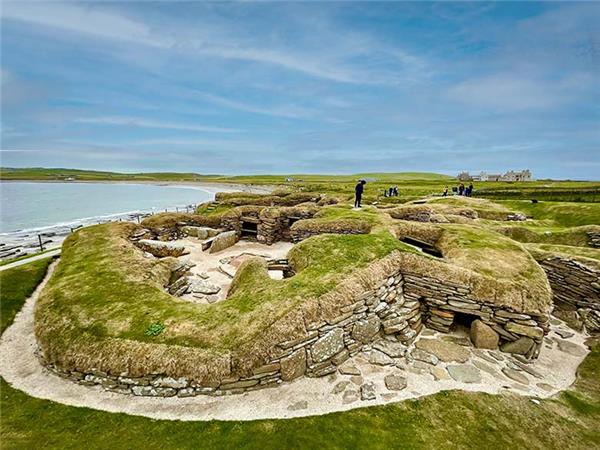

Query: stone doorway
left=240, top=219, right=258, bottom=239
left=451, top=311, right=478, bottom=334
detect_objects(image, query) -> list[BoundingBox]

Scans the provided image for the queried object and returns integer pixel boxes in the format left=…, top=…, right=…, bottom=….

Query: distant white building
left=457, top=170, right=532, bottom=182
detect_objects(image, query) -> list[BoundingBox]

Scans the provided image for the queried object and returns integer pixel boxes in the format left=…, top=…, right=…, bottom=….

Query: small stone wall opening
left=267, top=259, right=295, bottom=279
left=240, top=220, right=258, bottom=239
left=288, top=216, right=302, bottom=226
left=451, top=312, right=478, bottom=334
left=400, top=237, right=443, bottom=258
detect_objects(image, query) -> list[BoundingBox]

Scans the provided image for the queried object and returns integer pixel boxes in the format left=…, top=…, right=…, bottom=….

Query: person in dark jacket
left=355, top=180, right=366, bottom=208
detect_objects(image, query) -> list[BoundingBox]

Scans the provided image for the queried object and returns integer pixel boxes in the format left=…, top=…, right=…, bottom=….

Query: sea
left=0, top=181, right=228, bottom=257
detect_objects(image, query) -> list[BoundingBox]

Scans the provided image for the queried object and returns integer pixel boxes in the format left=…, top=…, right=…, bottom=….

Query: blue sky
left=1, top=1, right=598, bottom=179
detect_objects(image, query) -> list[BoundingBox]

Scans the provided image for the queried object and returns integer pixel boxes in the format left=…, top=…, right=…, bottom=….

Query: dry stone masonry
left=538, top=255, right=600, bottom=333
left=41, top=258, right=555, bottom=397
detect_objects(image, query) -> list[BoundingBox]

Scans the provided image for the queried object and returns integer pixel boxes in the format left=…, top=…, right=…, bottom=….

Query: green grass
left=1, top=346, right=598, bottom=450
left=34, top=223, right=414, bottom=379
left=2, top=251, right=599, bottom=449
left=0, top=257, right=53, bottom=333
left=494, top=225, right=596, bottom=248
left=0, top=167, right=211, bottom=182
left=195, top=203, right=235, bottom=216
left=499, top=200, right=600, bottom=228
left=313, top=205, right=383, bottom=226
left=525, top=243, right=600, bottom=263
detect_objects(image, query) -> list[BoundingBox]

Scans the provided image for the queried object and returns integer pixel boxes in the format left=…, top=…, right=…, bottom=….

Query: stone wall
left=257, top=207, right=318, bottom=245
left=588, top=230, right=600, bottom=248
left=538, top=255, right=600, bottom=333
left=40, top=255, right=551, bottom=397
left=404, top=274, right=549, bottom=359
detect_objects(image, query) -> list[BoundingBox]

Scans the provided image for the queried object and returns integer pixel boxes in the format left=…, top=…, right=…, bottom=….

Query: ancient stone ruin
left=34, top=192, right=599, bottom=398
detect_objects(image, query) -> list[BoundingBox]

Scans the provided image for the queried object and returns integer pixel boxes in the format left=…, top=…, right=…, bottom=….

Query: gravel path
left=0, top=263, right=590, bottom=422
left=0, top=249, right=61, bottom=272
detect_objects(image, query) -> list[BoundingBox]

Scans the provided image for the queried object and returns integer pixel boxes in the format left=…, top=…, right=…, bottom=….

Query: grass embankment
left=35, top=222, right=412, bottom=379
left=0, top=257, right=53, bottom=333
left=498, top=200, right=600, bottom=228
left=425, top=196, right=514, bottom=220
left=438, top=224, right=549, bottom=286
left=2, top=249, right=598, bottom=449
left=525, top=244, right=600, bottom=268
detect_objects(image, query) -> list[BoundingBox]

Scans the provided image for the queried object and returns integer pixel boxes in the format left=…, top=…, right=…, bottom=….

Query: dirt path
left=0, top=263, right=590, bottom=422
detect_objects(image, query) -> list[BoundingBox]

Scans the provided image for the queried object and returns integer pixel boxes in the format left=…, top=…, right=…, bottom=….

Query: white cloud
left=197, top=92, right=314, bottom=119
left=1, top=2, right=425, bottom=85
left=75, top=116, right=239, bottom=133
left=1, top=2, right=170, bottom=47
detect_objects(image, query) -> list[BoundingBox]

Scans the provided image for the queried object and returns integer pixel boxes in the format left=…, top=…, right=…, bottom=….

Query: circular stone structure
left=31, top=192, right=567, bottom=399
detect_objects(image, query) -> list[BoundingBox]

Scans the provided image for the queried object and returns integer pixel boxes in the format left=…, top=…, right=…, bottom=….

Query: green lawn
left=499, top=200, right=600, bottom=228
left=0, top=257, right=53, bottom=333
left=1, top=259, right=599, bottom=449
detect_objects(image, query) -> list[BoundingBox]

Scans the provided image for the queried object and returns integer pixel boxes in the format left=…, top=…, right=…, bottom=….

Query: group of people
left=442, top=183, right=474, bottom=197
left=355, top=179, right=475, bottom=209
left=354, top=180, right=400, bottom=208
left=383, top=186, right=399, bottom=197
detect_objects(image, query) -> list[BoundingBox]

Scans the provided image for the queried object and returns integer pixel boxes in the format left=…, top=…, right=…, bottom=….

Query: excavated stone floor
left=174, top=238, right=294, bottom=303
left=0, top=260, right=590, bottom=422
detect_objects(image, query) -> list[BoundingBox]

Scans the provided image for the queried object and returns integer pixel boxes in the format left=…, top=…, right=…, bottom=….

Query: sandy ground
left=0, top=257, right=590, bottom=422
left=175, top=238, right=293, bottom=302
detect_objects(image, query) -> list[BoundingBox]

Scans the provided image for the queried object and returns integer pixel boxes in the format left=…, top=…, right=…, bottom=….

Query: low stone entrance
left=451, top=312, right=478, bottom=333
left=240, top=218, right=259, bottom=239
left=400, top=237, right=443, bottom=258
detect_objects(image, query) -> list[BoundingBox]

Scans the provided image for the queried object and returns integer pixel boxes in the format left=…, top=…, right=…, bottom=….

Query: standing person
left=388, top=186, right=393, bottom=197
left=393, top=186, right=399, bottom=196
left=459, top=183, right=465, bottom=196
left=443, top=186, right=448, bottom=197
left=383, top=188, right=388, bottom=197
left=467, top=183, right=474, bottom=197
left=355, top=179, right=366, bottom=208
